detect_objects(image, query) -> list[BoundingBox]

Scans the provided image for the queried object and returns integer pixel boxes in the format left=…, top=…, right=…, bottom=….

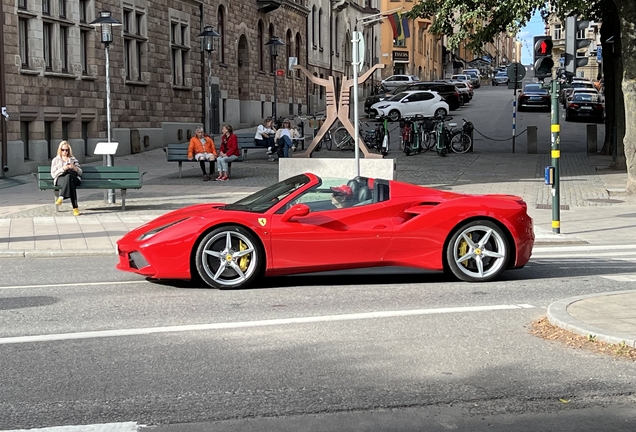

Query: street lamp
left=90, top=10, right=121, bottom=204
left=265, top=36, right=284, bottom=121
left=197, top=26, right=220, bottom=135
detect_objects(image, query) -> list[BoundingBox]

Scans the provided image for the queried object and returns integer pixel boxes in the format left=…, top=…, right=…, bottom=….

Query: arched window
left=217, top=6, right=225, bottom=64
left=286, top=30, right=292, bottom=77
left=295, top=32, right=302, bottom=78
left=258, top=20, right=264, bottom=71
left=318, top=8, right=323, bottom=49
left=311, top=6, right=316, bottom=48
left=268, top=23, right=274, bottom=73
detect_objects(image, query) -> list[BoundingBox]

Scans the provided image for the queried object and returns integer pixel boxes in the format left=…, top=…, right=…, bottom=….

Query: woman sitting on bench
left=216, top=124, right=240, bottom=181
left=51, top=141, right=83, bottom=216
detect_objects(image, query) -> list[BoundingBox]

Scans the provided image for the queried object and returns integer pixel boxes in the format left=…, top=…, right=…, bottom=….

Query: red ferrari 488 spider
left=117, top=173, right=534, bottom=288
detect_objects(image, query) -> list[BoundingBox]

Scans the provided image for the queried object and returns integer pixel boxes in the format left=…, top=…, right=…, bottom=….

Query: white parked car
left=380, top=75, right=421, bottom=90
left=370, top=90, right=449, bottom=121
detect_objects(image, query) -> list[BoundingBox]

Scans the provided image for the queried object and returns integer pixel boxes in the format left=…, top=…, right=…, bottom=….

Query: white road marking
left=0, top=304, right=534, bottom=346
left=0, top=280, right=147, bottom=290
left=0, top=422, right=139, bottom=432
left=533, top=245, right=636, bottom=253
left=599, top=274, right=636, bottom=282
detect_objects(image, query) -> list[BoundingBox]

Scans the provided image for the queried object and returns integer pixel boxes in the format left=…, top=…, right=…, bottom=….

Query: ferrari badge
left=258, top=218, right=267, bottom=227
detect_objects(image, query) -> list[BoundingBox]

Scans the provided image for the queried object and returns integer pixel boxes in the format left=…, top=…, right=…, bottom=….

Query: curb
left=0, top=249, right=116, bottom=258
left=546, top=290, right=636, bottom=348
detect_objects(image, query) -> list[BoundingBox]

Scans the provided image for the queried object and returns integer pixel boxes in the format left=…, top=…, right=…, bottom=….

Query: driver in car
left=331, top=185, right=354, bottom=208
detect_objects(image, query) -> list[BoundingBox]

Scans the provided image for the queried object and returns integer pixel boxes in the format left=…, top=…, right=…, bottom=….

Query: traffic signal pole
left=550, top=78, right=561, bottom=234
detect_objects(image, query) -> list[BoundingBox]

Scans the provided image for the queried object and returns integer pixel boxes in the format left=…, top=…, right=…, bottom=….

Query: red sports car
left=116, top=173, right=534, bottom=288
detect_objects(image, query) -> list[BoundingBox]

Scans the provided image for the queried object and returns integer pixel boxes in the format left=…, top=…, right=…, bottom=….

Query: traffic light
left=533, top=36, right=554, bottom=80
left=565, top=16, right=591, bottom=76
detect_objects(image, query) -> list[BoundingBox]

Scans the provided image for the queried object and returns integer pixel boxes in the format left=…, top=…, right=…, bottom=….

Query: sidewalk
left=1, top=143, right=635, bottom=347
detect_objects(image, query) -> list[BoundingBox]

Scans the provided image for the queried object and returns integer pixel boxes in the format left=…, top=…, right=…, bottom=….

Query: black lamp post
left=197, top=26, right=220, bottom=135
left=90, top=10, right=121, bottom=204
left=265, top=36, right=284, bottom=121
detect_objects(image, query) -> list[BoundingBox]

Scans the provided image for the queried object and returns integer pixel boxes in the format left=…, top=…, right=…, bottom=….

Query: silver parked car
left=380, top=75, right=421, bottom=90
left=492, top=72, right=509, bottom=86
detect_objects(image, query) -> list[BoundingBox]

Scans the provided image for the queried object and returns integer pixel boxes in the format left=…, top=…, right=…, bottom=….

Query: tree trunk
left=600, top=11, right=617, bottom=154
left=616, top=1, right=635, bottom=192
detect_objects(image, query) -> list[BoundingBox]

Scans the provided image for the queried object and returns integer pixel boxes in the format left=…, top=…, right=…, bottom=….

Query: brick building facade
left=3, top=0, right=308, bottom=176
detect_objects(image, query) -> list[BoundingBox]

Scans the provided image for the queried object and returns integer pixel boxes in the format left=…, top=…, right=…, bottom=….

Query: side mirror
left=281, top=203, right=310, bottom=222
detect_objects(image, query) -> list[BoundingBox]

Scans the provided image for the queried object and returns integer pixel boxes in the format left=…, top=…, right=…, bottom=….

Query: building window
left=268, top=23, right=274, bottom=73
left=43, top=22, right=52, bottom=70
left=124, top=9, right=147, bottom=82
left=19, top=18, right=29, bottom=67
left=79, top=0, right=87, bottom=22
left=62, top=121, right=70, bottom=140
left=217, top=6, right=225, bottom=64
left=123, top=10, right=131, bottom=33
left=21, top=121, right=30, bottom=160
left=80, top=29, right=88, bottom=73
left=60, top=26, right=68, bottom=72
left=394, top=38, right=406, bottom=48
left=258, top=20, right=264, bottom=71
left=286, top=30, right=292, bottom=78
left=554, top=24, right=562, bottom=40
left=42, top=0, right=50, bottom=15
left=44, top=121, right=53, bottom=159
left=58, top=0, right=66, bottom=18
left=125, top=39, right=132, bottom=78
left=170, top=19, right=189, bottom=86
left=311, top=6, right=316, bottom=47
left=295, top=32, right=301, bottom=78
left=18, top=0, right=27, bottom=9
left=334, top=17, right=339, bottom=55
left=136, top=12, right=143, bottom=36
left=82, top=121, right=90, bottom=156
left=318, top=8, right=323, bottom=49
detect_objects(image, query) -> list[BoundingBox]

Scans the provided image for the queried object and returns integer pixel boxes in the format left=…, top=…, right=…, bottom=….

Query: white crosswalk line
left=599, top=274, right=636, bottom=282
left=531, top=244, right=636, bottom=260
left=0, top=422, right=140, bottom=432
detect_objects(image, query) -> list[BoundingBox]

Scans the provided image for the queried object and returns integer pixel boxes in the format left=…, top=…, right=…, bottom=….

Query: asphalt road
left=1, top=250, right=635, bottom=431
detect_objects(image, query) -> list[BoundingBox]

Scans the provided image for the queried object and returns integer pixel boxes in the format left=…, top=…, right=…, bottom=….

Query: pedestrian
left=274, top=119, right=300, bottom=158
left=330, top=185, right=353, bottom=209
left=188, top=126, right=218, bottom=181
left=215, top=124, right=240, bottom=181
left=254, top=117, right=276, bottom=159
left=51, top=141, right=83, bottom=216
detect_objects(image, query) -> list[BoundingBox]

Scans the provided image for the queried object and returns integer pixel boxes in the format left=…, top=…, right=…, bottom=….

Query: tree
left=409, top=0, right=635, bottom=193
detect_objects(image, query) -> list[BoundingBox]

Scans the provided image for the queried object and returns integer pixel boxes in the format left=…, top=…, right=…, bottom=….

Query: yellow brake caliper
left=458, top=233, right=472, bottom=267
left=238, top=240, right=250, bottom=271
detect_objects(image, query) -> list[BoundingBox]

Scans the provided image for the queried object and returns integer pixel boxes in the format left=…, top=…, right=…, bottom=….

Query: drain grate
left=585, top=198, right=625, bottom=204
left=535, top=204, right=570, bottom=210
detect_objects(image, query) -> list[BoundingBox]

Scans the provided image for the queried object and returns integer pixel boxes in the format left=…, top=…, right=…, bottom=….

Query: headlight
left=138, top=218, right=189, bottom=241
left=377, top=104, right=389, bottom=109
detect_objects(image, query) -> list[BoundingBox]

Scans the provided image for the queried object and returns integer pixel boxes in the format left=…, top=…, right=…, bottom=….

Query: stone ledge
left=278, top=158, right=396, bottom=182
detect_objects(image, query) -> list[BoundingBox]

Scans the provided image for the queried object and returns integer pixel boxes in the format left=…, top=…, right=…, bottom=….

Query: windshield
left=388, top=92, right=409, bottom=101
left=572, top=93, right=600, bottom=102
left=524, top=85, right=548, bottom=94
left=223, top=174, right=311, bottom=213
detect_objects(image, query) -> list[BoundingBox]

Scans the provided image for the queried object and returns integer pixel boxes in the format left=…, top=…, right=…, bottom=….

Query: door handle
left=372, top=224, right=387, bottom=229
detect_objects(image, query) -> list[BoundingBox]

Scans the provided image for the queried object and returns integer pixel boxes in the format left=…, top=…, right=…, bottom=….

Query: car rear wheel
left=195, top=225, right=263, bottom=289
left=434, top=108, right=447, bottom=118
left=446, top=220, right=509, bottom=282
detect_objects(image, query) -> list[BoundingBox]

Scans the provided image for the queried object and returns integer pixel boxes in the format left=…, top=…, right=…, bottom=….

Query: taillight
left=594, top=104, right=604, bottom=110
left=569, top=103, right=579, bottom=108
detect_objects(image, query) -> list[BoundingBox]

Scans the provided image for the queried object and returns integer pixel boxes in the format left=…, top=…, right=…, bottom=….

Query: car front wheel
left=434, top=108, right=447, bottom=118
left=388, top=110, right=401, bottom=122
left=446, top=220, right=509, bottom=282
left=195, top=225, right=263, bottom=289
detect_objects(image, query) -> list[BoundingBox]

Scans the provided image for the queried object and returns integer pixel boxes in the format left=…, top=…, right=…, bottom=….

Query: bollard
left=468, top=128, right=474, bottom=152
left=527, top=125, right=537, bottom=154
left=587, top=124, right=597, bottom=153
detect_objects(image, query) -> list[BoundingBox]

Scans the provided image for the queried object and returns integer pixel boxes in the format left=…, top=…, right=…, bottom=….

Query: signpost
left=506, top=62, right=525, bottom=153
left=288, top=57, right=297, bottom=115
left=352, top=31, right=364, bottom=177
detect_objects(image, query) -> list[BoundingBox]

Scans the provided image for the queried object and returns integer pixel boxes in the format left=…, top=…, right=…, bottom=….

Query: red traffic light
left=534, top=37, right=553, bottom=55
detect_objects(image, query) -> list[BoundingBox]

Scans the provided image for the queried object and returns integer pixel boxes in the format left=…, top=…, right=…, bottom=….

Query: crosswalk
left=1, top=423, right=141, bottom=432
left=531, top=244, right=636, bottom=281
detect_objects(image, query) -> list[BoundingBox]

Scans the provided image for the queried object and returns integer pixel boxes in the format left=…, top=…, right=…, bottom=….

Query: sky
left=515, top=11, right=546, bottom=65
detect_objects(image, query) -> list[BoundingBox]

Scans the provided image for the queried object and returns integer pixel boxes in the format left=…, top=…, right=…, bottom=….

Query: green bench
left=33, top=165, right=146, bottom=211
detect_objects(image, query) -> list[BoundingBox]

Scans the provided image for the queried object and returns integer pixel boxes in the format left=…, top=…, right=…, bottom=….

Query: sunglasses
left=61, top=149, right=69, bottom=152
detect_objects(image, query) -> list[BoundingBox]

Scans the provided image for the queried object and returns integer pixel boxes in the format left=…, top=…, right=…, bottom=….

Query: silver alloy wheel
left=388, top=110, right=400, bottom=122
left=434, top=108, right=447, bottom=118
left=448, top=222, right=508, bottom=282
left=198, top=229, right=259, bottom=288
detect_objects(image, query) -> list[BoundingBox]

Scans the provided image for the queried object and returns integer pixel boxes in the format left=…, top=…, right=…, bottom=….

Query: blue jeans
left=217, top=155, right=238, bottom=172
left=280, top=135, right=293, bottom=158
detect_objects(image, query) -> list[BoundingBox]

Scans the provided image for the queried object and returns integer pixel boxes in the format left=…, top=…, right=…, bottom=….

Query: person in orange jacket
left=188, top=126, right=218, bottom=181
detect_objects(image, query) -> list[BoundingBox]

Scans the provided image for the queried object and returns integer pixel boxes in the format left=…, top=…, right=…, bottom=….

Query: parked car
left=451, top=74, right=471, bottom=85
left=492, top=72, right=509, bottom=86
left=462, top=70, right=481, bottom=88
left=365, top=81, right=461, bottom=112
left=116, top=173, right=534, bottom=287
left=446, top=80, right=473, bottom=103
left=565, top=88, right=603, bottom=105
left=565, top=91, right=604, bottom=122
left=370, top=90, right=449, bottom=121
left=380, top=75, right=421, bottom=90
left=517, top=84, right=550, bottom=111
left=560, top=81, right=596, bottom=106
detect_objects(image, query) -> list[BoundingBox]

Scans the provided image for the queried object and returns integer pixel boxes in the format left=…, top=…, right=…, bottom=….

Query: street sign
left=506, top=62, right=526, bottom=82
left=559, top=56, right=565, bottom=66
left=288, top=57, right=297, bottom=71
left=352, top=31, right=364, bottom=64
left=597, top=46, right=602, bottom=62
left=276, top=69, right=284, bottom=77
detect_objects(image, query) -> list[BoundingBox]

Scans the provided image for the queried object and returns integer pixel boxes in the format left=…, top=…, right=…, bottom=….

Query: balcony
left=257, top=0, right=282, bottom=13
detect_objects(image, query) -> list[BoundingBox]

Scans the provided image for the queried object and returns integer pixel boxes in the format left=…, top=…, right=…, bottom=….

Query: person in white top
left=254, top=117, right=276, bottom=158
left=274, top=119, right=300, bottom=158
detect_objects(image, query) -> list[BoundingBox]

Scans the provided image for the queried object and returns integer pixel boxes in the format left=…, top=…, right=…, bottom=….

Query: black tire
left=195, top=225, right=263, bottom=289
left=434, top=108, right=447, bottom=118
left=450, top=132, right=472, bottom=154
left=334, top=127, right=349, bottom=148
left=439, top=148, right=447, bottom=157
left=446, top=220, right=509, bottom=282
left=388, top=110, right=401, bottom=122
left=405, top=146, right=411, bottom=156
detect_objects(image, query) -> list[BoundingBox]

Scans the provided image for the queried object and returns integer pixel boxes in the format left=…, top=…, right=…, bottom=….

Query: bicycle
left=302, top=114, right=333, bottom=151
left=400, top=115, right=429, bottom=156
left=448, top=118, right=474, bottom=154
left=432, top=115, right=454, bottom=157
left=333, top=122, right=377, bottom=151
